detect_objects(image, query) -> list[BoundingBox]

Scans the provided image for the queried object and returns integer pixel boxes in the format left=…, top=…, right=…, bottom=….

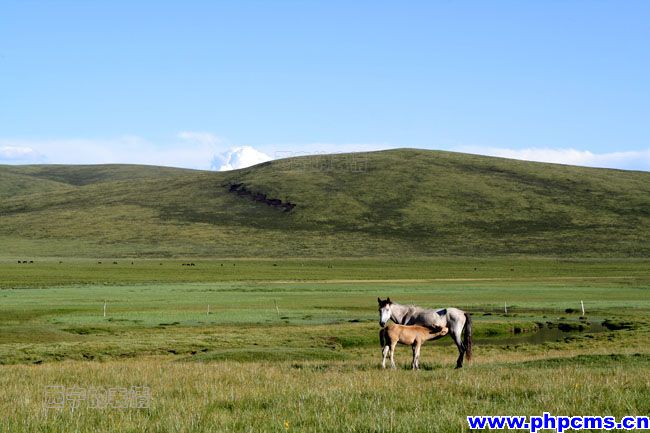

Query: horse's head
left=377, top=297, right=392, bottom=327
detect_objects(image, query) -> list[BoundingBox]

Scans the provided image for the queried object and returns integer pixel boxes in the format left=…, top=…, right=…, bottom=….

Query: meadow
left=0, top=258, right=648, bottom=432
left=3, top=149, right=650, bottom=258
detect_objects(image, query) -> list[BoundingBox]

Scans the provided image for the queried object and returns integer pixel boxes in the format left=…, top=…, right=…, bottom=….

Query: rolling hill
left=1, top=149, right=649, bottom=258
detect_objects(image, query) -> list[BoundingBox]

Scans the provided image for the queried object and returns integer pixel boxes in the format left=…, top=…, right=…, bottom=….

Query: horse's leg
left=413, top=341, right=421, bottom=370
left=381, top=345, right=389, bottom=369
left=450, top=315, right=467, bottom=369
left=411, top=344, right=417, bottom=370
left=390, top=341, right=398, bottom=369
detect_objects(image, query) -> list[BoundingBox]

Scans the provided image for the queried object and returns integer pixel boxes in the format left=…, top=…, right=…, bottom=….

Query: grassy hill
left=1, top=149, right=649, bottom=258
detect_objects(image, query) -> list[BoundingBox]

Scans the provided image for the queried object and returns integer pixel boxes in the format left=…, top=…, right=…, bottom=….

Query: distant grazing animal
left=379, top=323, right=448, bottom=369
left=378, top=297, right=472, bottom=369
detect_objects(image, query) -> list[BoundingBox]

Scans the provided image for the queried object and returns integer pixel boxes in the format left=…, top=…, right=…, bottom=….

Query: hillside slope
left=1, top=149, right=649, bottom=257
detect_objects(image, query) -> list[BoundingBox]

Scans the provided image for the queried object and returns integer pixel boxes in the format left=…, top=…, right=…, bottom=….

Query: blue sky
left=1, top=1, right=649, bottom=170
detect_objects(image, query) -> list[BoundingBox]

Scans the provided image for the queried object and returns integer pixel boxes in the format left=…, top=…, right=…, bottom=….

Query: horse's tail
left=379, top=327, right=387, bottom=348
left=463, top=312, right=473, bottom=362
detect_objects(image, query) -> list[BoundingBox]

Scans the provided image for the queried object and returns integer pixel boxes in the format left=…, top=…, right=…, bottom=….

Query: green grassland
left=0, top=258, right=649, bottom=432
left=2, top=149, right=650, bottom=258
left=1, top=151, right=649, bottom=431
left=2, top=256, right=650, bottom=288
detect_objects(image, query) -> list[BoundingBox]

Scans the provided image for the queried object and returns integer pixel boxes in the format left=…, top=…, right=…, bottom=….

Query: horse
left=379, top=323, right=448, bottom=369
left=378, top=297, right=473, bottom=369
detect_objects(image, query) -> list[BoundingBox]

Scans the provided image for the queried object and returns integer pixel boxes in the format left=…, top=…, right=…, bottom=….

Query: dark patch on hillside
left=227, top=183, right=296, bottom=212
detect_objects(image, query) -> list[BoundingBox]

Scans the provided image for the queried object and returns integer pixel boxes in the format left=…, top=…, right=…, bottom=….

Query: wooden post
left=274, top=299, right=280, bottom=318
left=103, top=301, right=107, bottom=318
left=207, top=304, right=210, bottom=315
left=580, top=300, right=585, bottom=316
left=504, top=302, right=508, bottom=315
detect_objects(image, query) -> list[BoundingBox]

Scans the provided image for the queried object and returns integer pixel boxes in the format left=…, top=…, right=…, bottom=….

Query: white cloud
left=0, top=145, right=42, bottom=163
left=455, top=146, right=650, bottom=171
left=212, top=146, right=272, bottom=171
left=6, top=134, right=645, bottom=173
left=0, top=135, right=391, bottom=170
left=0, top=135, right=219, bottom=170
left=177, top=131, right=222, bottom=146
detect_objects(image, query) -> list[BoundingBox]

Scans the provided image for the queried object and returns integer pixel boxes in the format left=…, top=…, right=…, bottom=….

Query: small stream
left=474, top=321, right=609, bottom=346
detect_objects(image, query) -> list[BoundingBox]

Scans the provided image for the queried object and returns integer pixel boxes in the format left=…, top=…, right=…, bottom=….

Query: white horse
left=378, top=297, right=473, bottom=369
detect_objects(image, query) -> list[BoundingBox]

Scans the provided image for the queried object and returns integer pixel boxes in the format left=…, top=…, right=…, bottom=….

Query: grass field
left=3, top=149, right=650, bottom=258
left=1, top=258, right=648, bottom=432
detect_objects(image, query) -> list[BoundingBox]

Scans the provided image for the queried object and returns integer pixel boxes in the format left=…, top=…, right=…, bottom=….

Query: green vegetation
left=1, top=259, right=648, bottom=365
left=0, top=258, right=648, bottom=431
left=1, top=152, right=649, bottom=431
left=1, top=351, right=648, bottom=433
left=3, top=256, right=650, bottom=288
left=2, top=149, right=650, bottom=258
